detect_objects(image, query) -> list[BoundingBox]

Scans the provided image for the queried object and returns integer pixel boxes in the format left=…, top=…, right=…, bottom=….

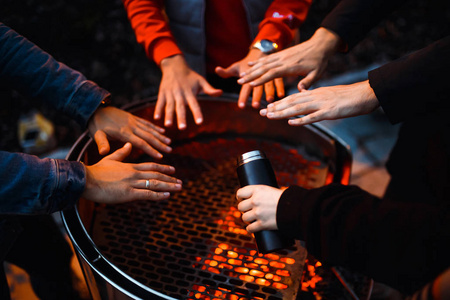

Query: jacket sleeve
left=253, top=0, right=312, bottom=49
left=368, top=36, right=450, bottom=124
left=320, top=0, right=409, bottom=50
left=0, top=22, right=110, bottom=128
left=0, top=151, right=85, bottom=215
left=122, top=0, right=182, bottom=65
left=277, top=184, right=450, bottom=294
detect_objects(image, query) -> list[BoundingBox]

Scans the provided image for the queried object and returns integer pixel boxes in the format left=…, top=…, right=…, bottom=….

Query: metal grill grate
left=89, top=135, right=329, bottom=299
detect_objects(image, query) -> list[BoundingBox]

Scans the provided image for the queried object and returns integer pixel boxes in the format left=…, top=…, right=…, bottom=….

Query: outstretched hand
left=238, top=28, right=344, bottom=91
left=216, top=49, right=284, bottom=109
left=88, top=106, right=172, bottom=159
left=82, top=142, right=182, bottom=203
left=259, top=81, right=380, bottom=126
left=236, top=185, right=283, bottom=233
left=156, top=55, right=223, bottom=130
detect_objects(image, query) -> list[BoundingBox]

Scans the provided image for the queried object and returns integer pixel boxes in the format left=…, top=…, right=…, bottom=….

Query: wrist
left=312, top=27, right=347, bottom=54
left=160, top=54, right=188, bottom=71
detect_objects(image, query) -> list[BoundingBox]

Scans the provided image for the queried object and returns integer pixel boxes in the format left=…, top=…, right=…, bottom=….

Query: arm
left=0, top=144, right=182, bottom=215
left=259, top=36, right=450, bottom=126
left=238, top=0, right=409, bottom=90
left=216, top=0, right=312, bottom=108
left=237, top=183, right=450, bottom=294
left=0, top=22, right=173, bottom=158
left=122, top=0, right=222, bottom=129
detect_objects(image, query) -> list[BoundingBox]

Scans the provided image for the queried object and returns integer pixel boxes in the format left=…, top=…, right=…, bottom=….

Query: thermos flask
left=236, top=150, right=294, bottom=254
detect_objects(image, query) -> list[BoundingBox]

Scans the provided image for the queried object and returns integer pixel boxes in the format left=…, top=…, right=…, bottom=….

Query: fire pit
left=62, top=96, right=352, bottom=300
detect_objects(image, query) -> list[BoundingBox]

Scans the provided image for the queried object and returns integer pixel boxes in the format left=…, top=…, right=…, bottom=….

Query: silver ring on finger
left=145, top=179, right=150, bottom=189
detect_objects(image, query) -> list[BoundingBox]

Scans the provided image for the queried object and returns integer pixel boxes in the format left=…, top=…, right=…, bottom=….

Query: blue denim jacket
left=0, top=22, right=110, bottom=215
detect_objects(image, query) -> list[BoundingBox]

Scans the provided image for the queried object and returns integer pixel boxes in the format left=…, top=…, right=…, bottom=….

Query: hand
left=238, top=27, right=344, bottom=90
left=260, top=80, right=380, bottom=126
left=216, top=49, right=285, bottom=109
left=156, top=55, right=223, bottom=130
left=82, top=142, right=182, bottom=203
left=88, top=106, right=171, bottom=159
left=236, top=185, right=283, bottom=233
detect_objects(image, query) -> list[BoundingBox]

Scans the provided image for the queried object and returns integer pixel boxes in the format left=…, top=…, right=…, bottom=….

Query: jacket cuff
left=65, top=80, right=111, bottom=128
left=151, top=38, right=183, bottom=65
left=48, top=159, right=86, bottom=213
left=277, top=185, right=309, bottom=240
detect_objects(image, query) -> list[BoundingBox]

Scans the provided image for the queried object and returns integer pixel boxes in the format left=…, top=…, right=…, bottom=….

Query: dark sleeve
left=0, top=22, right=110, bottom=128
left=368, top=36, right=450, bottom=124
left=277, top=184, right=450, bottom=294
left=320, top=0, right=408, bottom=50
left=0, top=151, right=85, bottom=215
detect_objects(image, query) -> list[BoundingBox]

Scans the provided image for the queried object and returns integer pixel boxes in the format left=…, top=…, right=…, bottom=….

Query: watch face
left=254, top=39, right=278, bottom=54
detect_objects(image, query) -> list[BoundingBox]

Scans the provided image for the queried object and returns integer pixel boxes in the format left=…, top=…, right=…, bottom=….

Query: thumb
left=215, top=65, right=239, bottom=79
left=200, top=80, right=223, bottom=97
left=298, top=72, right=317, bottom=91
left=104, top=142, right=132, bottom=162
left=94, top=130, right=110, bottom=155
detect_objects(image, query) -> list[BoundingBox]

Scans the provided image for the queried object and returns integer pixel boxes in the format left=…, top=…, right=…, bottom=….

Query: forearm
left=320, top=0, right=408, bottom=50
left=0, top=151, right=85, bottom=215
left=277, top=184, right=450, bottom=294
left=369, top=35, right=450, bottom=124
left=0, top=23, right=108, bottom=128
left=122, top=0, right=182, bottom=64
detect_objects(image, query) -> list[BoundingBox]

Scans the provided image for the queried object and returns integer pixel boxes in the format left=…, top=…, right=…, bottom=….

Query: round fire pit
left=62, top=96, right=351, bottom=300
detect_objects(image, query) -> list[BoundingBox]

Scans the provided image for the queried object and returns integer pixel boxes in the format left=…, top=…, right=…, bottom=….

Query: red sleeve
left=122, top=0, right=182, bottom=65
left=254, top=0, right=312, bottom=49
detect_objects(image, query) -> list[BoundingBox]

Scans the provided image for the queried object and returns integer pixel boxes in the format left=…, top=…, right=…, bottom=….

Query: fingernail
left=267, top=103, right=273, bottom=108
left=154, top=114, right=160, bottom=119
left=177, top=179, right=183, bottom=184
left=165, top=120, right=172, bottom=126
left=238, top=102, right=245, bottom=108
left=165, top=146, right=172, bottom=152
left=163, top=192, right=170, bottom=197
left=260, top=109, right=267, bottom=116
left=175, top=184, right=182, bottom=189
left=267, top=112, right=274, bottom=118
left=196, top=117, right=203, bottom=124
left=179, top=123, right=186, bottom=130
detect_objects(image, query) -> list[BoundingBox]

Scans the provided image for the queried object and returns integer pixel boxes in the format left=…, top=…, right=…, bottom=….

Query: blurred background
left=1, top=0, right=449, bottom=154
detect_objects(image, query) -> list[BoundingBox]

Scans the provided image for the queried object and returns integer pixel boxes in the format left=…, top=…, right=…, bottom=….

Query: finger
left=93, top=130, right=110, bottom=155
left=215, top=66, right=238, bottom=79
left=122, top=133, right=163, bottom=159
left=185, top=91, right=204, bottom=125
left=246, top=221, right=262, bottom=234
left=236, top=186, right=255, bottom=201
left=237, top=199, right=253, bottom=213
left=288, top=111, right=324, bottom=126
left=129, top=189, right=172, bottom=201
left=136, top=116, right=166, bottom=134
left=164, top=93, right=175, bottom=127
left=136, top=171, right=181, bottom=184
left=238, top=84, right=252, bottom=108
left=241, top=210, right=257, bottom=224
left=135, top=122, right=171, bottom=146
left=298, top=71, right=318, bottom=90
left=138, top=179, right=182, bottom=191
left=104, top=142, right=132, bottom=161
left=135, top=162, right=176, bottom=174
left=200, top=80, right=223, bottom=97
left=154, top=93, right=166, bottom=121
left=174, top=94, right=187, bottom=130
left=132, top=126, right=172, bottom=153
left=252, top=85, right=263, bottom=108
left=274, top=78, right=285, bottom=98
left=264, top=81, right=275, bottom=103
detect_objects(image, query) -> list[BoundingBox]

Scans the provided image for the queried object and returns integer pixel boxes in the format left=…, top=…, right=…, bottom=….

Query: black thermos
left=236, top=150, right=294, bottom=254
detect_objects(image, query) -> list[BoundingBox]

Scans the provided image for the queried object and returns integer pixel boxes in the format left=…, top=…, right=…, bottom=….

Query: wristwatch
left=251, top=39, right=279, bottom=54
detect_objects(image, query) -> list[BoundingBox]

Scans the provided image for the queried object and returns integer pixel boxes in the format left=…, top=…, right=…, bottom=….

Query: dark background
left=1, top=0, right=449, bottom=152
